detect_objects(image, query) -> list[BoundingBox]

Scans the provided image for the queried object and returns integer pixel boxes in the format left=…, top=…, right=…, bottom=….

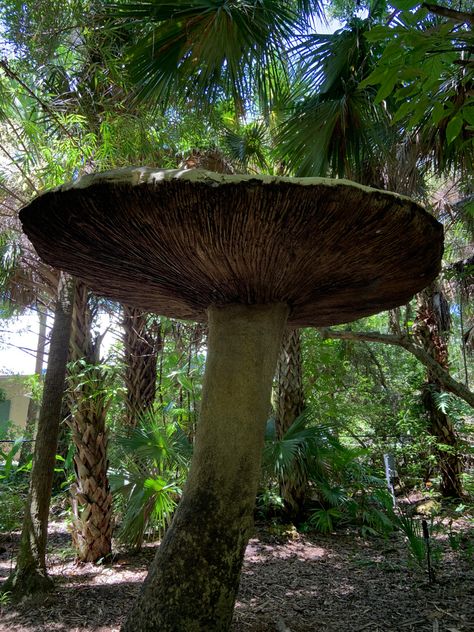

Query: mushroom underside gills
left=19, top=169, right=444, bottom=328
left=121, top=303, right=289, bottom=632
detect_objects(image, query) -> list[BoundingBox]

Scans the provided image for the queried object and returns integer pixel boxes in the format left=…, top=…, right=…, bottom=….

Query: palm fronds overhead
left=105, top=0, right=310, bottom=109
left=277, top=21, right=391, bottom=179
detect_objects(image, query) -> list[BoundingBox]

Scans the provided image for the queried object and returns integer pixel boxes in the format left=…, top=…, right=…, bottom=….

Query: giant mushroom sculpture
left=20, top=167, right=443, bottom=631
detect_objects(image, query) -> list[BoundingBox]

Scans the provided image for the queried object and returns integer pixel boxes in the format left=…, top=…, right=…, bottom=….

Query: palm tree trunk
left=414, top=283, right=464, bottom=498
left=122, top=303, right=288, bottom=632
left=122, top=305, right=161, bottom=426
left=18, top=305, right=47, bottom=466
left=68, top=281, right=113, bottom=562
left=421, top=384, right=464, bottom=497
left=3, top=274, right=74, bottom=596
left=275, top=328, right=306, bottom=521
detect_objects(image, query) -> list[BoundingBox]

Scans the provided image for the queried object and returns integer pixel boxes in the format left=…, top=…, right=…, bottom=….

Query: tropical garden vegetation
left=0, top=0, right=472, bottom=630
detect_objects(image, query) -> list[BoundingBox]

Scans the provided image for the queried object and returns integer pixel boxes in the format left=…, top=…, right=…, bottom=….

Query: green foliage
left=447, top=519, right=474, bottom=566
left=0, top=437, right=20, bottom=479
left=263, top=412, right=339, bottom=485
left=22, top=372, right=43, bottom=406
left=0, top=483, right=26, bottom=531
left=107, top=0, right=307, bottom=110
left=361, top=3, right=474, bottom=172
left=393, top=510, right=426, bottom=565
left=0, top=590, right=12, bottom=610
left=277, top=20, right=390, bottom=178
left=255, top=488, right=285, bottom=518
left=307, top=506, right=342, bottom=533
left=0, top=434, right=32, bottom=531
left=0, top=0, right=472, bottom=560
left=263, top=410, right=396, bottom=535
left=223, top=121, right=271, bottom=172
left=301, top=322, right=450, bottom=489
left=110, top=414, right=192, bottom=548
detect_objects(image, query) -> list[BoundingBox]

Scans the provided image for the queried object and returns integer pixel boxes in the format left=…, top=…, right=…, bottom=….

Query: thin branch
left=5, top=116, right=37, bottom=165
left=0, top=201, right=17, bottom=213
left=319, top=328, right=474, bottom=409
left=422, top=3, right=474, bottom=25
left=0, top=341, right=38, bottom=359
left=0, top=181, right=26, bottom=205
left=0, top=59, right=81, bottom=147
left=361, top=341, right=388, bottom=390
left=0, top=142, right=40, bottom=195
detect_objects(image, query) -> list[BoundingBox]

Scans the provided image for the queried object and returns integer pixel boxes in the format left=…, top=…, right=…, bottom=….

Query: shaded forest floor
left=1, top=515, right=473, bottom=632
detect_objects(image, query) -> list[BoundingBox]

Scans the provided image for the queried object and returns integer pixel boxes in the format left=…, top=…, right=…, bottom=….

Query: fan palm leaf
left=110, top=414, right=192, bottom=547
left=263, top=411, right=342, bottom=486
left=223, top=120, right=270, bottom=171
left=106, top=0, right=312, bottom=109
left=277, top=20, right=392, bottom=179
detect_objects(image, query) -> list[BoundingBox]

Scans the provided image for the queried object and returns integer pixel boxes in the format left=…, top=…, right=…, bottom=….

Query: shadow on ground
left=1, top=525, right=473, bottom=632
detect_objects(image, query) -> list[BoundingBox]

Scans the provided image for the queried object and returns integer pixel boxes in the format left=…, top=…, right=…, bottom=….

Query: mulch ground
left=1, top=518, right=473, bottom=632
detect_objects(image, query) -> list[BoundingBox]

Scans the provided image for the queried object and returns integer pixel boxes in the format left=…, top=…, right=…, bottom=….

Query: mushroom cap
left=20, top=167, right=443, bottom=327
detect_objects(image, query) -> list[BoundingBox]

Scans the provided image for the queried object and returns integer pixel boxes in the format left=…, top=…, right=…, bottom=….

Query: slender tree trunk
left=18, top=305, right=47, bottom=466
left=122, top=305, right=161, bottom=427
left=414, top=283, right=464, bottom=498
left=68, top=281, right=113, bottom=562
left=275, top=328, right=306, bottom=521
left=3, top=275, right=74, bottom=596
left=122, top=303, right=288, bottom=632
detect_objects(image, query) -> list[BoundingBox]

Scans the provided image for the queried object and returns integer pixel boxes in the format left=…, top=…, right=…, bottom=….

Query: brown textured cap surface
left=19, top=167, right=443, bottom=327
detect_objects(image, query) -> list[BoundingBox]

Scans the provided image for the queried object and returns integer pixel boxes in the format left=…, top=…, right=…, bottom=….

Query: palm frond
left=308, top=507, right=342, bottom=533
left=111, top=414, right=191, bottom=547
left=106, top=0, right=301, bottom=109
left=223, top=120, right=270, bottom=171
left=278, top=87, right=389, bottom=178
left=263, top=412, right=339, bottom=483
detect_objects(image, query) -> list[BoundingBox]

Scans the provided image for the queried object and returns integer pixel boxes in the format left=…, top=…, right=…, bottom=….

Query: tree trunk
left=421, top=384, right=464, bottom=497
left=414, top=282, right=464, bottom=498
left=3, top=274, right=74, bottom=596
left=68, top=281, right=113, bottom=562
left=275, top=328, right=306, bottom=521
left=122, top=303, right=288, bottom=632
left=122, top=305, right=161, bottom=427
left=18, top=305, right=47, bottom=466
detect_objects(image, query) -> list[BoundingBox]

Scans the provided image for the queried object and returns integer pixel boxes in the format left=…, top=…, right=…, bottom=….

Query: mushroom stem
left=122, top=303, right=289, bottom=632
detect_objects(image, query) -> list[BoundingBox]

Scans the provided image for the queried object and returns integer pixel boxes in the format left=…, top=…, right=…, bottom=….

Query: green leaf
left=392, top=99, right=416, bottom=123
left=462, top=106, right=474, bottom=127
left=390, top=0, right=421, bottom=11
left=446, top=115, right=463, bottom=145
left=177, top=374, right=194, bottom=393
left=431, top=102, right=445, bottom=125
left=407, top=95, right=430, bottom=127
left=364, top=24, right=393, bottom=43
left=374, top=74, right=398, bottom=103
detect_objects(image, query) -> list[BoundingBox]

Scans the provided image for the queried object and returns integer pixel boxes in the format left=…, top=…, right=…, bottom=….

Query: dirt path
left=1, top=522, right=473, bottom=631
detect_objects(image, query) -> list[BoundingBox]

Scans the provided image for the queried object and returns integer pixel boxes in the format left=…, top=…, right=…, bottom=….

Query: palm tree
left=122, top=305, right=162, bottom=427
left=276, top=9, right=467, bottom=498
left=414, top=282, right=464, bottom=497
left=110, top=413, right=192, bottom=548
left=67, top=281, right=114, bottom=562
left=277, top=16, right=391, bottom=180
left=274, top=328, right=306, bottom=520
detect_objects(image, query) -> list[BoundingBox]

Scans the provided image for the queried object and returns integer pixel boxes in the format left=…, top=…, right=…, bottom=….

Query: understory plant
left=109, top=413, right=192, bottom=549
left=0, top=439, right=31, bottom=532
left=262, top=410, right=395, bottom=535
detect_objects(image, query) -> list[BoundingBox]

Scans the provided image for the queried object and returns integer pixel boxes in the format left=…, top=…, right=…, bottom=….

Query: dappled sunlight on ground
left=1, top=521, right=473, bottom=631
